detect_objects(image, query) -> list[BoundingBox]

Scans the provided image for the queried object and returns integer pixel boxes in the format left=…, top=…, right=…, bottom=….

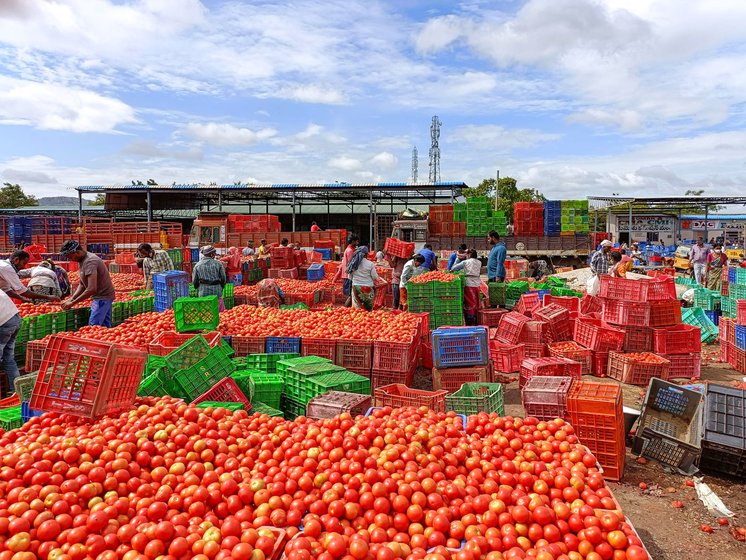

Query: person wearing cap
left=59, top=240, right=116, bottom=327
left=192, top=245, right=227, bottom=310
left=590, top=239, right=614, bottom=275
left=0, top=250, right=61, bottom=303
left=137, top=243, right=175, bottom=290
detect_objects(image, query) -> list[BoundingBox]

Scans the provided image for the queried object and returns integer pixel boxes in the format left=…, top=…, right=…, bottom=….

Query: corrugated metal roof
left=681, top=215, right=746, bottom=220
left=76, top=181, right=467, bottom=192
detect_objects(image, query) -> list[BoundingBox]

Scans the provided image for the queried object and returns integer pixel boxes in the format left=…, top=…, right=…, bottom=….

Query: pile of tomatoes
left=619, top=353, right=669, bottom=365
left=109, top=274, right=146, bottom=292
left=408, top=272, right=459, bottom=284
left=0, top=402, right=649, bottom=560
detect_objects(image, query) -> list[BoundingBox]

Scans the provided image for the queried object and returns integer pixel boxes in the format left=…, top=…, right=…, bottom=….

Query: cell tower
left=411, top=146, right=418, bottom=184
left=428, top=115, right=442, bottom=183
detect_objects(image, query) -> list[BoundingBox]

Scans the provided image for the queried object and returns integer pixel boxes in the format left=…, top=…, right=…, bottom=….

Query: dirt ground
left=413, top=343, right=746, bottom=560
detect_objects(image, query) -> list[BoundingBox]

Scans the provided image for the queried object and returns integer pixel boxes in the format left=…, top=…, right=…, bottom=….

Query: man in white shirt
left=0, top=251, right=60, bottom=303
left=0, top=289, right=21, bottom=394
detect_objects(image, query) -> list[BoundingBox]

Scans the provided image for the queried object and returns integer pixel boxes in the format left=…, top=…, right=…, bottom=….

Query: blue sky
left=1, top=0, right=746, bottom=200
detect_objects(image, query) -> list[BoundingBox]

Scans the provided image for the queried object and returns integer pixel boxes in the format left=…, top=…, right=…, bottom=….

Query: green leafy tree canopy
left=463, top=177, right=545, bottom=222
left=0, top=183, right=38, bottom=208
left=88, top=193, right=107, bottom=206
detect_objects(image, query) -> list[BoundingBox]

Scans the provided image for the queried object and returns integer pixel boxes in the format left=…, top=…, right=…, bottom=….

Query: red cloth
left=223, top=247, right=242, bottom=275
left=464, top=287, right=480, bottom=318
left=311, top=224, right=320, bottom=232
left=257, top=279, right=282, bottom=308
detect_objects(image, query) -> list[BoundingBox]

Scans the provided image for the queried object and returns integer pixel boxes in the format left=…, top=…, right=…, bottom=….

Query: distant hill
left=37, top=196, right=93, bottom=206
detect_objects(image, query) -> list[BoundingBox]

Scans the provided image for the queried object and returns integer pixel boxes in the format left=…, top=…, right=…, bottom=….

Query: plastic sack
left=586, top=274, right=600, bottom=296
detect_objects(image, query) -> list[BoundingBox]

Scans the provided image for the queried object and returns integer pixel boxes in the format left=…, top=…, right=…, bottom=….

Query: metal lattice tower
left=411, top=146, right=418, bottom=184
left=428, top=116, right=442, bottom=183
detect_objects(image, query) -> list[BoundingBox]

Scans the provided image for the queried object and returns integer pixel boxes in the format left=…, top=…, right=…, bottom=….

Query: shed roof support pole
left=292, top=191, right=296, bottom=232
left=705, top=206, right=709, bottom=241
left=218, top=191, right=222, bottom=212
left=147, top=190, right=153, bottom=222
left=78, top=190, right=83, bottom=222
left=628, top=202, right=632, bottom=244
left=369, top=189, right=374, bottom=250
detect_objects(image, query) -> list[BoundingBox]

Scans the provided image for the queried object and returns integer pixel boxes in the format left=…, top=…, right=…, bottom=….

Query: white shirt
left=452, top=258, right=482, bottom=287
left=24, top=266, right=59, bottom=290
left=0, top=260, right=26, bottom=294
left=0, top=289, right=19, bottom=325
left=400, top=260, right=416, bottom=288
left=349, top=259, right=379, bottom=287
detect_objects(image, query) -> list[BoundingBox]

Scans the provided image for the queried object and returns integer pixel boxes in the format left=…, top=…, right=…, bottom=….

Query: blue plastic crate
left=153, top=270, right=191, bottom=312
left=736, top=325, right=746, bottom=350
left=191, top=248, right=200, bottom=263
left=266, top=336, right=302, bottom=354
left=307, top=263, right=325, bottom=282
left=704, top=310, right=721, bottom=326
left=313, top=248, right=332, bottom=261
left=21, top=401, right=43, bottom=423
left=431, top=326, right=489, bottom=368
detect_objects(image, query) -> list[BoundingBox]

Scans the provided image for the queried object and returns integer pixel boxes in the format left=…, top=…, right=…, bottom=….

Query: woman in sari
left=257, top=278, right=285, bottom=308
left=346, top=245, right=379, bottom=311
left=221, top=247, right=243, bottom=285
left=706, top=245, right=727, bottom=291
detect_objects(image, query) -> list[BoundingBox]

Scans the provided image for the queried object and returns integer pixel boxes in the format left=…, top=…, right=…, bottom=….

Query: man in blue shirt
left=487, top=230, right=507, bottom=282
left=420, top=243, right=437, bottom=271
left=447, top=244, right=467, bottom=271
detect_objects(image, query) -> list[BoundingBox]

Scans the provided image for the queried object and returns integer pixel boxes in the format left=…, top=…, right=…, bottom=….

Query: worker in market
left=257, top=239, right=270, bottom=257
left=0, top=250, right=61, bottom=304
left=590, top=239, right=613, bottom=276
left=528, top=259, right=550, bottom=282
left=0, top=288, right=22, bottom=396
left=48, top=259, right=72, bottom=298
left=59, top=240, right=116, bottom=327
left=689, top=236, right=710, bottom=286
left=242, top=240, right=255, bottom=257
left=346, top=245, right=379, bottom=311
left=256, top=278, right=285, bottom=308
left=487, top=230, right=507, bottom=283
left=333, top=234, right=359, bottom=307
left=609, top=251, right=627, bottom=278
left=629, top=242, right=645, bottom=264
left=386, top=253, right=406, bottom=310
left=293, top=241, right=302, bottom=251
left=398, top=254, right=426, bottom=311
left=17, top=260, right=62, bottom=298
left=706, top=244, right=728, bottom=291
left=280, top=238, right=290, bottom=247
left=450, top=249, right=482, bottom=325
left=136, top=242, right=175, bottom=290
left=311, top=221, right=321, bottom=232
left=420, top=243, right=437, bottom=271
left=192, top=245, right=227, bottom=311
left=375, top=251, right=387, bottom=265
left=220, top=247, right=243, bottom=286
left=447, top=244, right=468, bottom=271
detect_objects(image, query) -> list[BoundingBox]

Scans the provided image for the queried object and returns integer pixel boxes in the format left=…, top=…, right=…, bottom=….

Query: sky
left=1, top=0, right=746, bottom=201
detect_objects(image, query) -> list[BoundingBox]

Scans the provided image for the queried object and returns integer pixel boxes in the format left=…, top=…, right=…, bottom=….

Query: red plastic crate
left=286, top=292, right=316, bottom=307
left=533, top=304, right=572, bottom=342
left=519, top=320, right=546, bottom=344
left=652, top=324, right=701, bottom=354
left=371, top=367, right=415, bottom=391
left=519, top=357, right=582, bottom=388
left=592, top=351, right=609, bottom=376
left=580, top=294, right=603, bottom=315
left=384, top=238, right=415, bottom=259
left=114, top=252, right=136, bottom=265
left=548, top=341, right=592, bottom=375
left=734, top=347, right=746, bottom=373
left=373, top=339, right=419, bottom=374
left=30, top=335, right=147, bottom=419
left=542, top=294, right=580, bottom=313
left=573, top=317, right=625, bottom=352
left=231, top=336, right=267, bottom=357
left=566, top=379, right=622, bottom=416
left=661, top=353, right=701, bottom=379
left=738, top=301, right=746, bottom=325
left=495, top=312, right=530, bottom=344
left=191, top=377, right=251, bottom=409
left=25, top=339, right=49, bottom=373
left=433, top=365, right=491, bottom=392
left=301, top=337, right=337, bottom=361
left=523, top=343, right=547, bottom=358
left=600, top=298, right=650, bottom=327
left=516, top=293, right=541, bottom=316
left=374, top=383, right=448, bottom=412
left=336, top=339, right=373, bottom=372
left=521, top=376, right=574, bottom=420
left=606, top=352, right=670, bottom=386
left=648, top=300, right=682, bottom=327
left=720, top=341, right=733, bottom=364
left=621, top=326, right=653, bottom=353
left=599, top=276, right=676, bottom=302
left=490, top=341, right=525, bottom=373
left=718, top=318, right=735, bottom=345
left=149, top=331, right=221, bottom=356
left=477, top=308, right=508, bottom=327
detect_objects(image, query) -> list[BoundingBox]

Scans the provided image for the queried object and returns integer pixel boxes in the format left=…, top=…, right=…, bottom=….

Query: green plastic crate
left=682, top=308, right=718, bottom=343
left=232, top=370, right=283, bottom=408
left=433, top=278, right=462, bottom=297
left=251, top=401, right=284, bottom=417
left=692, top=288, right=721, bottom=311
left=550, top=287, right=582, bottom=297
left=407, top=299, right=434, bottom=313
left=445, top=382, right=504, bottom=416
left=223, top=283, right=234, bottom=298
left=285, top=362, right=347, bottom=402
left=729, top=283, right=746, bottom=300
left=112, top=301, right=126, bottom=326
left=281, top=303, right=310, bottom=310
left=430, top=311, right=464, bottom=329
left=302, top=371, right=370, bottom=404
left=675, top=276, right=697, bottom=286
left=281, top=394, right=306, bottom=420
left=165, top=335, right=212, bottom=371
left=0, top=406, right=22, bottom=431
left=721, top=296, right=736, bottom=318
left=195, top=401, right=244, bottom=411
left=174, top=347, right=235, bottom=401
left=230, top=368, right=265, bottom=398
left=407, top=282, right=433, bottom=299
left=432, top=297, right=464, bottom=314
left=166, top=248, right=183, bottom=266
left=137, top=369, right=178, bottom=398
left=276, top=355, right=332, bottom=380
left=145, top=353, right=169, bottom=377
left=488, top=282, right=506, bottom=307
left=232, top=353, right=300, bottom=374
left=173, top=295, right=220, bottom=332
left=546, top=276, right=567, bottom=288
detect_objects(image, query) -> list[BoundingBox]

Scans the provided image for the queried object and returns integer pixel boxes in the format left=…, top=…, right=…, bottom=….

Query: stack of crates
left=566, top=380, right=625, bottom=480
left=699, top=384, right=746, bottom=479
left=543, top=201, right=562, bottom=235
left=560, top=200, right=589, bottom=234
left=407, top=274, right=463, bottom=328
left=466, top=196, right=491, bottom=237
left=232, top=353, right=299, bottom=375
left=721, top=268, right=746, bottom=322
left=231, top=369, right=283, bottom=409
left=431, top=327, right=491, bottom=393
left=513, top=202, right=544, bottom=236
left=506, top=280, right=530, bottom=308
left=428, top=204, right=454, bottom=236
left=721, top=297, right=746, bottom=373
left=652, top=324, right=702, bottom=380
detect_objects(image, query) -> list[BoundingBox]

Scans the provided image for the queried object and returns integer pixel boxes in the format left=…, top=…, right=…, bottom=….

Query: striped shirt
left=192, top=257, right=226, bottom=297
left=143, top=250, right=175, bottom=289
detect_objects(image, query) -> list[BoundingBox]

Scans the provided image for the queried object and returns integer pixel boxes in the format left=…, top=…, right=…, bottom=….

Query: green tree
left=0, top=183, right=38, bottom=208
left=463, top=177, right=545, bottom=222
left=88, top=193, right=107, bottom=206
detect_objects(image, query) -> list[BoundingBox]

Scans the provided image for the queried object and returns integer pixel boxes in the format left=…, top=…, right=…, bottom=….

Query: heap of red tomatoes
left=0, top=402, right=649, bottom=560
left=408, top=272, right=459, bottom=285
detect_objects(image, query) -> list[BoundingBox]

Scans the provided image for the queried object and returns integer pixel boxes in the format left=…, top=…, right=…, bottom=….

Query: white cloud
left=184, top=123, right=277, bottom=147
left=121, top=140, right=203, bottom=161
left=272, top=85, right=347, bottom=105
left=0, top=76, right=136, bottom=132
left=449, top=124, right=561, bottom=151
left=328, top=156, right=362, bottom=171
left=370, top=152, right=398, bottom=169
